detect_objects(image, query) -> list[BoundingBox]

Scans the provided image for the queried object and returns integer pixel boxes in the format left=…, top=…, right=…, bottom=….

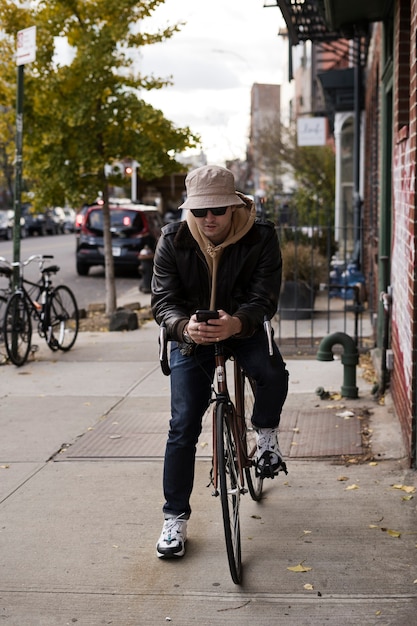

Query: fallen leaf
left=0, top=465, right=10, bottom=469
left=369, top=462, right=378, bottom=466
left=338, top=476, right=349, bottom=481
left=292, top=427, right=300, bottom=433
left=369, top=524, right=379, bottom=529
left=303, top=530, right=312, bottom=535
left=392, top=484, right=416, bottom=494
left=200, top=441, right=208, bottom=448
left=346, top=484, right=360, bottom=490
left=251, top=515, right=262, bottom=519
left=288, top=562, right=312, bottom=573
left=402, top=495, right=414, bottom=501
left=381, top=528, right=401, bottom=538
left=304, top=583, right=314, bottom=590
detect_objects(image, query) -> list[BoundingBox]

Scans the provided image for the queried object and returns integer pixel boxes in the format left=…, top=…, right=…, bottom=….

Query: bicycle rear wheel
left=3, top=292, right=32, bottom=366
left=216, top=401, right=242, bottom=584
left=241, top=372, right=263, bottom=501
left=48, top=285, right=79, bottom=351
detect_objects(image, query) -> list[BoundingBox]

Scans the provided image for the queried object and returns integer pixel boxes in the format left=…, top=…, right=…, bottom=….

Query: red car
left=75, top=201, right=163, bottom=276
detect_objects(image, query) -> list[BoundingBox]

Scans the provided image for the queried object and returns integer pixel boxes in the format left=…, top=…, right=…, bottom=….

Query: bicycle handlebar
left=158, top=315, right=276, bottom=376
left=9, top=254, right=54, bottom=269
left=159, top=323, right=171, bottom=376
left=263, top=316, right=274, bottom=357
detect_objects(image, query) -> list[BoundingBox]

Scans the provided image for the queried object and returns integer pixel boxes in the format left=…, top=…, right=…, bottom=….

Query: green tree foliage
left=0, top=0, right=198, bottom=208
left=257, top=119, right=335, bottom=226
left=0, top=36, right=16, bottom=207
left=0, top=0, right=199, bottom=313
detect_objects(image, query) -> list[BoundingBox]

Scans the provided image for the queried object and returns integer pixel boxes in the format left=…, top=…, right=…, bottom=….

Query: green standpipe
left=316, top=332, right=359, bottom=399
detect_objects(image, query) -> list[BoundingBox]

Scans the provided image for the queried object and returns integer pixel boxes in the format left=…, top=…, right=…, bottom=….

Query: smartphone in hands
left=195, top=310, right=219, bottom=323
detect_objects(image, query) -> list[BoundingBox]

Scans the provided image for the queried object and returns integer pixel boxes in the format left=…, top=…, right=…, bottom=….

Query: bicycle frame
left=14, top=258, right=56, bottom=342
left=211, top=342, right=249, bottom=496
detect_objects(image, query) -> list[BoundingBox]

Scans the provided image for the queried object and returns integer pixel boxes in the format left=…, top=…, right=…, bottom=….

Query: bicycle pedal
left=31, top=344, right=39, bottom=353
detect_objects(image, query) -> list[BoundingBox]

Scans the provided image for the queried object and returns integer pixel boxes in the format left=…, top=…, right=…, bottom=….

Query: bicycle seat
left=41, top=265, right=60, bottom=275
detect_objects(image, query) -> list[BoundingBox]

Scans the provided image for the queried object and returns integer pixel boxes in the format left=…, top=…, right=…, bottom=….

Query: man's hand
left=186, top=309, right=242, bottom=344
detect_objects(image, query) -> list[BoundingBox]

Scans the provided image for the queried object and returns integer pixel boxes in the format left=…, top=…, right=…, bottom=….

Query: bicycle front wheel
left=216, top=401, right=242, bottom=585
left=3, top=292, right=32, bottom=366
left=241, top=372, right=263, bottom=501
left=48, top=285, right=79, bottom=351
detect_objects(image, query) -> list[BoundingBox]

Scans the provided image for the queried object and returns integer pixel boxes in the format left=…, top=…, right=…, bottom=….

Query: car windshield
left=86, top=208, right=144, bottom=236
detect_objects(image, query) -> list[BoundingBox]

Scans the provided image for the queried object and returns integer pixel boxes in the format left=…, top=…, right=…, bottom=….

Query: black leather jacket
left=151, top=218, right=282, bottom=341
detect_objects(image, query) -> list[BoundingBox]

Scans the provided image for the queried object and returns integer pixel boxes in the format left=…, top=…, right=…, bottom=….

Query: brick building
left=274, top=0, right=416, bottom=467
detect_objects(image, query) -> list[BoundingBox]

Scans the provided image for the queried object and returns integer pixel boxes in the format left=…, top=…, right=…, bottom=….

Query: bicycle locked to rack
left=2, top=254, right=79, bottom=366
left=159, top=317, right=280, bottom=584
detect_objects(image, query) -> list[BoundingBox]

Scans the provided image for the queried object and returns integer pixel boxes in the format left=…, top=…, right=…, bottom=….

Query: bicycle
left=2, top=254, right=79, bottom=366
left=159, top=317, right=280, bottom=584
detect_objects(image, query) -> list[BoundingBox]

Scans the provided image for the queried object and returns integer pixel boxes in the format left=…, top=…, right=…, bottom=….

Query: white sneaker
left=156, top=514, right=187, bottom=558
left=256, top=427, right=287, bottom=478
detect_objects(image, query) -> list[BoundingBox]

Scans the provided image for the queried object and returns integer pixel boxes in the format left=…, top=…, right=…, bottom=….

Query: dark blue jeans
left=163, top=330, right=289, bottom=518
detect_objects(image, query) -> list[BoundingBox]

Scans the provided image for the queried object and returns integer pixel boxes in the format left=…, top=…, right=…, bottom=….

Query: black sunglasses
left=190, top=206, right=228, bottom=218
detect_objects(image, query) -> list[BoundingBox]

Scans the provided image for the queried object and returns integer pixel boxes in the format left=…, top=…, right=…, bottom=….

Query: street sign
left=297, top=117, right=327, bottom=146
left=16, top=26, right=37, bottom=66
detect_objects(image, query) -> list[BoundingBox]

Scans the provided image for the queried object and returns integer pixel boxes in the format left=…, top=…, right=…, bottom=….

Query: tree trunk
left=101, top=174, right=117, bottom=315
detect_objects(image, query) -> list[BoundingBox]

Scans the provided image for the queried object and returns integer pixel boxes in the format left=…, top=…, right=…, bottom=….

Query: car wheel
left=76, top=261, right=89, bottom=276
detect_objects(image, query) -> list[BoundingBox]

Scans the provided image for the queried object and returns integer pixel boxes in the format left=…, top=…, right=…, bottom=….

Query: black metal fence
left=274, top=220, right=372, bottom=355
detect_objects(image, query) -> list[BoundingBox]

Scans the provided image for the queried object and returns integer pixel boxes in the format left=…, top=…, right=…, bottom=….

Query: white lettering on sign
left=297, top=117, right=327, bottom=146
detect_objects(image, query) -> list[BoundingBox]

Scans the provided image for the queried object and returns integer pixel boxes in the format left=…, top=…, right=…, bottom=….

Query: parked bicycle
left=2, top=254, right=79, bottom=366
left=159, top=318, right=280, bottom=584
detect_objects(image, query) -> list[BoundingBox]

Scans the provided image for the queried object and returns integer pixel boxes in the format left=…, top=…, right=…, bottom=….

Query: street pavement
left=0, top=289, right=416, bottom=625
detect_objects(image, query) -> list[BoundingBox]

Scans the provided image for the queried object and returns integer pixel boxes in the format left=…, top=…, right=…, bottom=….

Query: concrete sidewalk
left=0, top=303, right=416, bottom=625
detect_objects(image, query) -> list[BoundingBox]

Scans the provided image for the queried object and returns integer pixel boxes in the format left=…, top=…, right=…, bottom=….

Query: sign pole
left=13, top=64, right=24, bottom=281
left=13, top=26, right=36, bottom=285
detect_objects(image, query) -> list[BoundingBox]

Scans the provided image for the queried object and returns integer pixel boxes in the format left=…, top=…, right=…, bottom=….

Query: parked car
left=49, top=207, right=66, bottom=234
left=0, top=209, right=27, bottom=240
left=75, top=204, right=90, bottom=233
left=21, top=205, right=46, bottom=236
left=0, top=210, right=13, bottom=240
left=62, top=207, right=76, bottom=232
left=75, top=201, right=163, bottom=276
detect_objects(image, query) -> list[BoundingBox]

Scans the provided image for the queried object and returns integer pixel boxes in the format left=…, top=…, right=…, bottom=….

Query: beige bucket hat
left=179, top=165, right=246, bottom=210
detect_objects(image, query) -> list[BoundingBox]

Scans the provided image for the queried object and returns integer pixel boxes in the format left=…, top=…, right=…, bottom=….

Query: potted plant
left=279, top=241, right=328, bottom=319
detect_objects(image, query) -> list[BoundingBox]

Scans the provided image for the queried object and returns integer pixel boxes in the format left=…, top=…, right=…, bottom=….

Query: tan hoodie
left=185, top=193, right=256, bottom=309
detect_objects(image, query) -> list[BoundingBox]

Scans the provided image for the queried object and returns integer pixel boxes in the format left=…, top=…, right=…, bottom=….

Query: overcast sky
left=140, top=0, right=288, bottom=165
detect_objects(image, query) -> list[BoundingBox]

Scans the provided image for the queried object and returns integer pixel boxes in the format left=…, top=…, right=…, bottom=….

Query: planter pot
left=279, top=280, right=315, bottom=320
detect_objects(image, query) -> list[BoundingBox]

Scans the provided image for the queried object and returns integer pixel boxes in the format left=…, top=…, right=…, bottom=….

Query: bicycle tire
left=48, top=285, right=79, bottom=351
left=216, top=401, right=242, bottom=585
left=241, top=372, right=263, bottom=501
left=3, top=292, right=32, bottom=366
left=0, top=295, right=7, bottom=341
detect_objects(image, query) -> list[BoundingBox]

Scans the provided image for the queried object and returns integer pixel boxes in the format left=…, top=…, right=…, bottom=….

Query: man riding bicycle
left=151, top=165, right=289, bottom=558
